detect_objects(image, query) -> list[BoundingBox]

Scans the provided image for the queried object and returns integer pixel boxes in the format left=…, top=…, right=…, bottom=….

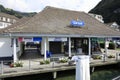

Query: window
left=0, top=22, right=4, bottom=28
left=2, top=17, right=6, bottom=21
left=0, top=22, right=3, bottom=26
left=7, top=18, right=10, bottom=22
left=4, top=23, right=8, bottom=28
left=8, top=23, right=11, bottom=26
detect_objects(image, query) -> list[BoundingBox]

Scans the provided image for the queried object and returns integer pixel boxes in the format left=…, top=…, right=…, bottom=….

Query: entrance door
left=49, top=42, right=62, bottom=54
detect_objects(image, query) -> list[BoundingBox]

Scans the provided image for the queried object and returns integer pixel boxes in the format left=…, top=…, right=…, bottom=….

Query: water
left=5, top=64, right=120, bottom=80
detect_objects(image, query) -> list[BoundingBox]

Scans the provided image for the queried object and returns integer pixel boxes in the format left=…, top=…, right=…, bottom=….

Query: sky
left=0, top=0, right=101, bottom=13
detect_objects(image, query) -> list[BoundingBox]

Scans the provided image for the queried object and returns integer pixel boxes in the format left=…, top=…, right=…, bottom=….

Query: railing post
left=102, top=54, right=107, bottom=62
left=1, top=61, right=3, bottom=74
left=116, top=53, right=119, bottom=61
left=51, top=58, right=55, bottom=68
left=52, top=62, right=55, bottom=68
left=29, top=60, right=31, bottom=71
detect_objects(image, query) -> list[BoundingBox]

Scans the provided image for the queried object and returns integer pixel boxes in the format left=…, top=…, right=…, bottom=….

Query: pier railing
left=0, top=53, right=120, bottom=75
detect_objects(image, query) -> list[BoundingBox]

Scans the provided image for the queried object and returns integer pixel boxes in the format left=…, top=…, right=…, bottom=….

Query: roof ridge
left=43, top=6, right=85, bottom=13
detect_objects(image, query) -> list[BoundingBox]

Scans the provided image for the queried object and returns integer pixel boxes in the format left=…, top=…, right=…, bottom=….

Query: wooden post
left=1, top=61, right=3, bottom=74
left=29, top=59, right=31, bottom=71
left=53, top=71, right=57, bottom=79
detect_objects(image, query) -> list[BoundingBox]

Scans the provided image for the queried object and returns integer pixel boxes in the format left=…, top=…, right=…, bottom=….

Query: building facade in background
left=89, top=13, right=104, bottom=23
left=0, top=13, right=18, bottom=28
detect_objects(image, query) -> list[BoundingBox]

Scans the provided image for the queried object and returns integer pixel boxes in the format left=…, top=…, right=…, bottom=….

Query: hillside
left=0, top=4, right=36, bottom=18
left=89, top=0, right=120, bottom=24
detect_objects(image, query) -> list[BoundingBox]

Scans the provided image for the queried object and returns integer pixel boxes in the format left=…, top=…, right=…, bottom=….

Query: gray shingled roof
left=0, top=12, right=18, bottom=20
left=1, top=6, right=120, bottom=37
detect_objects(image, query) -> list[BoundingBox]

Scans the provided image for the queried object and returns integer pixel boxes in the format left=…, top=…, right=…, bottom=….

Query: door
left=49, top=42, right=62, bottom=54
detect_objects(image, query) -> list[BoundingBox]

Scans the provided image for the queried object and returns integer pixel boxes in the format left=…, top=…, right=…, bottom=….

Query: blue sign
left=71, top=20, right=85, bottom=27
left=33, top=37, right=42, bottom=41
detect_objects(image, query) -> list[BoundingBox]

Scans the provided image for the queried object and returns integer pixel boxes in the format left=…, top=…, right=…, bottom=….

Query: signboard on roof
left=71, top=20, right=85, bottom=27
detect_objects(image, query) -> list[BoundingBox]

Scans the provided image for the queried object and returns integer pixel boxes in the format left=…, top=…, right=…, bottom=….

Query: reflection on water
left=5, top=72, right=53, bottom=80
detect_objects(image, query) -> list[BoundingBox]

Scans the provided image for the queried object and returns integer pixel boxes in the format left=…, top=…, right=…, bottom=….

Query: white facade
left=0, top=38, right=12, bottom=57
left=0, top=38, right=20, bottom=58
left=110, top=22, right=119, bottom=28
left=0, top=22, right=11, bottom=28
left=89, top=13, right=104, bottom=23
left=110, top=22, right=119, bottom=31
left=106, top=22, right=120, bottom=31
left=0, top=14, right=17, bottom=29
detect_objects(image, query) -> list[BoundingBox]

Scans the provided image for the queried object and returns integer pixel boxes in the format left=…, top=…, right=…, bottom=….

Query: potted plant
left=10, top=61, right=23, bottom=68
left=108, top=55, right=115, bottom=58
left=59, top=58, right=68, bottom=63
left=92, top=55, right=102, bottom=60
left=40, top=59, right=50, bottom=65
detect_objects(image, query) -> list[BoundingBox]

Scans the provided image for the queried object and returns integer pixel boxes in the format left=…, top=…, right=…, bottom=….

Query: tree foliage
left=89, top=0, right=120, bottom=25
left=0, top=4, right=36, bottom=18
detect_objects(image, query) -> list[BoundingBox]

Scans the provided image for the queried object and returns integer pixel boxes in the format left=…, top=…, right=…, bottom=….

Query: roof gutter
left=9, top=33, right=120, bottom=38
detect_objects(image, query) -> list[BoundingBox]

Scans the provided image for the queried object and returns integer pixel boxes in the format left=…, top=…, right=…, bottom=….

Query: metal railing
left=112, top=76, right=120, bottom=80
left=0, top=59, right=67, bottom=75
left=0, top=53, right=120, bottom=75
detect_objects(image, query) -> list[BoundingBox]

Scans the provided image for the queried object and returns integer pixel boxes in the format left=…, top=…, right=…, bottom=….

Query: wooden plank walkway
left=0, top=59, right=120, bottom=78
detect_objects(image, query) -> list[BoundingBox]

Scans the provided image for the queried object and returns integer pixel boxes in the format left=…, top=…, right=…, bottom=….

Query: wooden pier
left=0, top=59, right=120, bottom=79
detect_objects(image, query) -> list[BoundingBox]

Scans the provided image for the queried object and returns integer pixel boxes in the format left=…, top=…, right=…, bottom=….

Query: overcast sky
left=0, top=0, right=101, bottom=13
